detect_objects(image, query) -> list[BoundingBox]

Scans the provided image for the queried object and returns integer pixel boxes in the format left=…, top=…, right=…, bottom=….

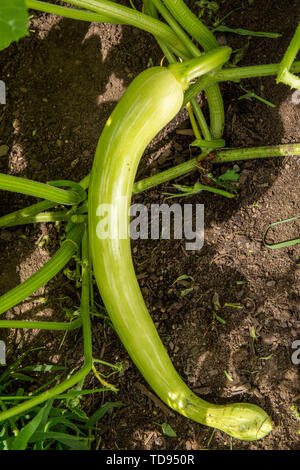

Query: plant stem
left=169, top=47, right=231, bottom=86
left=217, top=61, right=300, bottom=81
left=0, top=224, right=85, bottom=315
left=0, top=174, right=84, bottom=205
left=61, top=0, right=188, bottom=55
left=143, top=0, right=212, bottom=140
left=263, top=215, right=300, bottom=249
left=162, top=0, right=218, bottom=50
left=150, top=0, right=200, bottom=57
left=0, top=317, right=82, bottom=331
left=0, top=200, right=57, bottom=228
left=161, top=0, right=225, bottom=139
left=26, top=0, right=118, bottom=23
left=0, top=176, right=89, bottom=228
left=133, top=143, right=300, bottom=193
left=186, top=102, right=201, bottom=139
left=190, top=97, right=212, bottom=140
left=215, top=143, right=300, bottom=162
left=277, top=23, right=300, bottom=89
left=0, top=230, right=92, bottom=423
left=72, top=143, right=300, bottom=195
left=184, top=62, right=300, bottom=104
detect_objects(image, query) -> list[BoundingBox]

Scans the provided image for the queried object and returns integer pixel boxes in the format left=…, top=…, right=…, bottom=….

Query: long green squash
left=88, top=49, right=273, bottom=441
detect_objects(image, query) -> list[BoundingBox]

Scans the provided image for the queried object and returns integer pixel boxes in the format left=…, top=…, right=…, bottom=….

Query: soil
left=0, top=0, right=299, bottom=451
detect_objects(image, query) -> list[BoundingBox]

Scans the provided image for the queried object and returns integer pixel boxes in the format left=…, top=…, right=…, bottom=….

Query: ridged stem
left=133, top=143, right=300, bottom=193
left=185, top=62, right=300, bottom=104
left=0, top=174, right=85, bottom=205
left=143, top=0, right=211, bottom=140
left=0, top=230, right=92, bottom=422
left=277, top=23, right=300, bottom=89
left=0, top=317, right=81, bottom=331
left=26, top=0, right=118, bottom=22
left=0, top=224, right=85, bottom=315
left=61, top=0, right=188, bottom=55
left=161, top=0, right=225, bottom=138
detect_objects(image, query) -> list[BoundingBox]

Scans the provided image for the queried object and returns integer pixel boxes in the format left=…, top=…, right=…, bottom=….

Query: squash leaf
left=0, top=0, right=29, bottom=51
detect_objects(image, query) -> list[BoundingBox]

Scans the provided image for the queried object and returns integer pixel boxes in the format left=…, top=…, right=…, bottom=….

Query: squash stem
left=0, top=224, right=85, bottom=315
left=0, top=174, right=85, bottom=205
left=169, top=47, right=232, bottom=89
left=133, top=143, right=300, bottom=193
left=277, top=23, right=300, bottom=89
left=60, top=0, right=189, bottom=55
left=26, top=0, right=118, bottom=23
left=0, top=229, right=92, bottom=423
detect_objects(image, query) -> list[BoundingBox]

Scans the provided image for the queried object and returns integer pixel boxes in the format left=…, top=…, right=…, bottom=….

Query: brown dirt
left=0, top=0, right=299, bottom=451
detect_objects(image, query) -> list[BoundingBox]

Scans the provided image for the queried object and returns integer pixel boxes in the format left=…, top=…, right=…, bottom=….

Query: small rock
left=266, top=280, right=276, bottom=287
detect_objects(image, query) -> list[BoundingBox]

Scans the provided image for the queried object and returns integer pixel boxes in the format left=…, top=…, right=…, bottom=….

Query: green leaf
left=223, top=302, right=243, bottom=309
left=213, top=312, right=226, bottom=324
left=20, top=365, right=67, bottom=373
left=29, top=431, right=91, bottom=450
left=161, top=422, right=177, bottom=437
left=238, top=91, right=276, bottom=108
left=86, top=402, right=125, bottom=427
left=10, top=405, right=46, bottom=450
left=181, top=287, right=194, bottom=297
left=171, top=274, right=194, bottom=286
left=214, top=25, right=281, bottom=38
left=0, top=0, right=29, bottom=51
left=218, top=168, right=240, bottom=182
left=224, top=370, right=234, bottom=382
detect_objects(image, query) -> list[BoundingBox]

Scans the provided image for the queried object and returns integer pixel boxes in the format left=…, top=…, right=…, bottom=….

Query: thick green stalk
left=27, top=0, right=187, bottom=61
left=217, top=61, right=300, bottom=82
left=161, top=0, right=225, bottom=138
left=70, top=143, right=300, bottom=196
left=215, top=143, right=300, bottom=162
left=0, top=230, right=92, bottom=422
left=185, top=62, right=300, bottom=104
left=190, top=98, right=211, bottom=140
left=150, top=0, right=200, bottom=57
left=133, top=143, right=300, bottom=193
left=61, top=0, right=188, bottom=55
left=26, top=0, right=118, bottom=23
left=0, top=317, right=81, bottom=331
left=0, top=224, right=84, bottom=315
left=0, top=211, right=87, bottom=227
left=0, top=174, right=84, bottom=205
left=0, top=175, right=90, bottom=229
left=169, top=47, right=231, bottom=88
left=0, top=200, right=56, bottom=228
left=143, top=0, right=211, bottom=140
left=277, top=23, right=300, bottom=89
left=162, top=0, right=218, bottom=50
